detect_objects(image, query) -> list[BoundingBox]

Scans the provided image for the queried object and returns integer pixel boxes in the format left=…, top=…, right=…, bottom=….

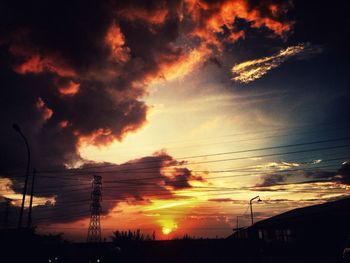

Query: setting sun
left=162, top=227, right=172, bottom=235
left=161, top=221, right=178, bottom=236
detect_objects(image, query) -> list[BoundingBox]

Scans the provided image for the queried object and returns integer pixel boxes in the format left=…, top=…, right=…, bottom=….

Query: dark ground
left=1, top=229, right=348, bottom=263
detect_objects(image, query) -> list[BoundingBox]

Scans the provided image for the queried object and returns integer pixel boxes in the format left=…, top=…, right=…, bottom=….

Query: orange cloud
left=138, top=0, right=292, bottom=85
left=77, top=120, right=147, bottom=148
left=58, top=80, right=80, bottom=96
left=105, top=23, right=130, bottom=63
left=77, top=128, right=114, bottom=147
left=10, top=45, right=76, bottom=77
left=117, top=6, right=168, bottom=25
left=148, top=44, right=212, bottom=84
left=136, top=0, right=292, bottom=85
left=186, top=0, right=292, bottom=50
left=227, top=30, right=245, bottom=42
left=36, top=97, right=53, bottom=121
left=59, top=120, right=69, bottom=129
left=252, top=15, right=291, bottom=36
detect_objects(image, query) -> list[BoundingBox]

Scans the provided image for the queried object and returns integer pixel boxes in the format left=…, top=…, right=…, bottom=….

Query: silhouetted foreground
left=0, top=229, right=349, bottom=263
left=2, top=198, right=350, bottom=262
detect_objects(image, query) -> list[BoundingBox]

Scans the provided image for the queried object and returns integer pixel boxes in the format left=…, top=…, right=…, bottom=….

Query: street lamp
left=249, top=195, right=262, bottom=225
left=13, top=123, right=31, bottom=229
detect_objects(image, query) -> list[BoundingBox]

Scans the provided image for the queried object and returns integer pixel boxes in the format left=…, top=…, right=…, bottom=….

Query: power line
left=31, top=188, right=349, bottom=224
left=36, top=226, right=233, bottom=230
left=4, top=135, right=350, bottom=178
left=27, top=186, right=349, bottom=226
left=8, top=157, right=347, bottom=196
left=76, top=121, right=350, bottom=153
left=103, top=163, right=343, bottom=185
left=23, top=152, right=350, bottom=188
left=4, top=142, right=349, bottom=182
left=86, top=125, right=350, bottom=157
left=20, top=163, right=343, bottom=196
left=31, top=182, right=347, bottom=212
left=37, top=138, right=350, bottom=174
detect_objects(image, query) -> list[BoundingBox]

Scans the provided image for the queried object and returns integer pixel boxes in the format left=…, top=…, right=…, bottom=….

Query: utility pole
left=3, top=198, right=11, bottom=229
left=249, top=196, right=262, bottom=225
left=87, top=175, right=102, bottom=242
left=233, top=215, right=243, bottom=232
left=27, top=168, right=36, bottom=228
left=13, top=124, right=31, bottom=229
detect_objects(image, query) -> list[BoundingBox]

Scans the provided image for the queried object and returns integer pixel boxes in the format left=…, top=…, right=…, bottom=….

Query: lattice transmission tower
left=87, top=175, right=102, bottom=242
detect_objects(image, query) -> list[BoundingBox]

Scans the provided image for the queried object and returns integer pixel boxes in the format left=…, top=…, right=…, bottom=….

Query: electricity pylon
left=87, top=175, right=102, bottom=242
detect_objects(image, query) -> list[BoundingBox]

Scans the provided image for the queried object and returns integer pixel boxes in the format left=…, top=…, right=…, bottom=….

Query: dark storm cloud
left=26, top=152, right=202, bottom=224
left=304, top=170, right=335, bottom=180
left=0, top=0, right=184, bottom=172
left=0, top=2, right=175, bottom=171
left=164, top=167, right=204, bottom=189
left=253, top=161, right=350, bottom=190
left=302, top=162, right=350, bottom=185
left=0, top=0, right=292, bottom=172
left=256, top=173, right=286, bottom=187
left=0, top=0, right=293, bottom=224
left=335, top=162, right=350, bottom=185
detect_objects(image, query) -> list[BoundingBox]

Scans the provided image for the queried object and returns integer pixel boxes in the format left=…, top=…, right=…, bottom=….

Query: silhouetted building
left=230, top=197, right=350, bottom=248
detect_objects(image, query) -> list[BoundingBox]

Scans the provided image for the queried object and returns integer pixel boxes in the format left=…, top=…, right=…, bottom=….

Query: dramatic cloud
left=0, top=0, right=294, bottom=226
left=255, top=161, right=301, bottom=170
left=153, top=44, right=212, bottom=83
left=116, top=3, right=169, bottom=25
left=256, top=173, right=286, bottom=187
left=185, top=0, right=292, bottom=50
left=36, top=97, right=54, bottom=122
left=254, top=161, right=350, bottom=190
left=0, top=0, right=293, bottom=172
left=334, top=161, right=350, bottom=185
left=301, top=162, right=350, bottom=186
left=254, top=161, right=306, bottom=187
left=1, top=152, right=203, bottom=224
left=9, top=44, right=77, bottom=77
left=57, top=80, right=81, bottom=96
left=232, top=43, right=323, bottom=83
left=105, top=23, right=131, bottom=63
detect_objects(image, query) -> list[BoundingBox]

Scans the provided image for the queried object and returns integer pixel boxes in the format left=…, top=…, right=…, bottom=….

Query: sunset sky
left=1, top=0, right=350, bottom=241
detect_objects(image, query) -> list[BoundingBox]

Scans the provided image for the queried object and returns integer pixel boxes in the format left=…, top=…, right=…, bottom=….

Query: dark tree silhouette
left=111, top=229, right=155, bottom=243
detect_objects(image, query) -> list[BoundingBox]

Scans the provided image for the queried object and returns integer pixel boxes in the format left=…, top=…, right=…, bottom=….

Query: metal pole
left=13, top=124, right=31, bottom=229
left=3, top=198, right=11, bottom=229
left=27, top=168, right=36, bottom=228
left=250, top=199, right=254, bottom=225
left=249, top=196, right=260, bottom=225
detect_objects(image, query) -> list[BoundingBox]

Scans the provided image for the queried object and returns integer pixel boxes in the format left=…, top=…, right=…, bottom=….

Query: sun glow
left=162, top=227, right=172, bottom=235
left=161, top=222, right=178, bottom=235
